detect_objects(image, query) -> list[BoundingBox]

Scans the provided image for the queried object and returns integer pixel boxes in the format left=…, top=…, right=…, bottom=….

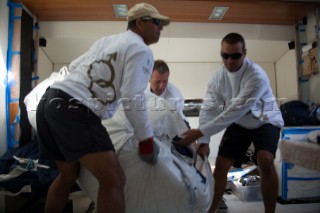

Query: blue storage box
left=281, top=126, right=320, bottom=141
left=278, top=126, right=320, bottom=201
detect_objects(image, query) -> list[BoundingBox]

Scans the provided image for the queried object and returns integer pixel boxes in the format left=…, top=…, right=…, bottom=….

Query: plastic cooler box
left=230, top=180, right=262, bottom=202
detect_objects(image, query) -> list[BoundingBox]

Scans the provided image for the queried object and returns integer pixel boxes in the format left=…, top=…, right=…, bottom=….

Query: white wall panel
left=309, top=73, right=320, bottom=104
left=275, top=50, right=298, bottom=102
left=39, top=21, right=293, bottom=64
left=259, top=63, right=277, bottom=96
left=168, top=62, right=221, bottom=99
left=0, top=0, right=9, bottom=155
left=38, top=48, right=54, bottom=82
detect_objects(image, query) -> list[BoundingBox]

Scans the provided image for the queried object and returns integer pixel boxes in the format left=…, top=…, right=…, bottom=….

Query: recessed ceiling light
left=209, top=6, right=229, bottom=20
left=113, top=4, right=128, bottom=18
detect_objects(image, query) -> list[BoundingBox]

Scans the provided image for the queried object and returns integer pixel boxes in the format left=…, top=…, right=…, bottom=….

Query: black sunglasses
left=220, top=52, right=243, bottom=60
left=141, top=16, right=162, bottom=26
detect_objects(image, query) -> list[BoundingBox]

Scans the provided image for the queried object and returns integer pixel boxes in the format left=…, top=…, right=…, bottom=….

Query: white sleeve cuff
left=197, top=134, right=210, bottom=144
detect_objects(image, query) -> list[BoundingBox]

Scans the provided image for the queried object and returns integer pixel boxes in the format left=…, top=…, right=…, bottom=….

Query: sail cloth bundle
left=77, top=103, right=214, bottom=213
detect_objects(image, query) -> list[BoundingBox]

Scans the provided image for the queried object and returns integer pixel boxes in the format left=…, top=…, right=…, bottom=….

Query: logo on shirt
left=87, top=52, right=117, bottom=105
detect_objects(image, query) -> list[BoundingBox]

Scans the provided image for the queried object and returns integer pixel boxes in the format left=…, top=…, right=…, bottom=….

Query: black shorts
left=218, top=123, right=281, bottom=168
left=36, top=88, right=115, bottom=162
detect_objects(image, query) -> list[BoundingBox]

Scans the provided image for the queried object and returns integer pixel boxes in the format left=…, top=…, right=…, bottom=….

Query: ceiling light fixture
left=113, top=4, right=128, bottom=18
left=209, top=6, right=229, bottom=20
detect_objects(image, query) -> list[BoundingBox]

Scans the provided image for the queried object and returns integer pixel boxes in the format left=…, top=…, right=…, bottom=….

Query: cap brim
left=150, top=14, right=171, bottom=26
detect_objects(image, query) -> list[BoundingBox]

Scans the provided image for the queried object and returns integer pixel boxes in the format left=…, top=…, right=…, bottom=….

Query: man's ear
left=243, top=48, right=247, bottom=56
left=136, top=18, right=144, bottom=29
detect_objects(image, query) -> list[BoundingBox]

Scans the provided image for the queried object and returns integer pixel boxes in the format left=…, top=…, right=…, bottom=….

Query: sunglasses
left=220, top=52, right=243, bottom=60
left=141, top=16, right=162, bottom=26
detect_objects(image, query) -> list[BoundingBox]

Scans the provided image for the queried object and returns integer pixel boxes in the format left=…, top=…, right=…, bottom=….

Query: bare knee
left=58, top=171, right=79, bottom=185
left=213, top=156, right=234, bottom=177
left=56, top=161, right=80, bottom=185
left=257, top=150, right=275, bottom=172
left=111, top=166, right=126, bottom=188
left=80, top=151, right=126, bottom=190
left=99, top=166, right=126, bottom=190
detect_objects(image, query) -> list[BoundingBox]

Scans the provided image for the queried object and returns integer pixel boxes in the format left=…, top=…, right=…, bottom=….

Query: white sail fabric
left=77, top=105, right=214, bottom=213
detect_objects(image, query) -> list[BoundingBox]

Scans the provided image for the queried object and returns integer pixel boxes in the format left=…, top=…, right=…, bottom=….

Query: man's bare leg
left=80, top=151, right=126, bottom=213
left=257, top=150, right=278, bottom=213
left=208, top=156, right=234, bottom=213
left=45, top=161, right=79, bottom=213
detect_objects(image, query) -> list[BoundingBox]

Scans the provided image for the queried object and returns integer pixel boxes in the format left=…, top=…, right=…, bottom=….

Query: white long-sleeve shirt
left=52, top=30, right=154, bottom=141
left=198, top=58, right=284, bottom=144
left=144, top=82, right=186, bottom=119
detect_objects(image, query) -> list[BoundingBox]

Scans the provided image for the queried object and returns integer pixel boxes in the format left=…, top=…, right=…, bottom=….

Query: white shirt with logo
left=52, top=30, right=154, bottom=140
left=198, top=58, right=284, bottom=144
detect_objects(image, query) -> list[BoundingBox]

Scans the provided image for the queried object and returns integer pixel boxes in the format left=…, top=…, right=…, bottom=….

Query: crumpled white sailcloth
left=77, top=105, right=214, bottom=213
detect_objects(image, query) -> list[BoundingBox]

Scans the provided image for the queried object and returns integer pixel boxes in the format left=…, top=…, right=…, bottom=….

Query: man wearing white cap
left=36, top=3, right=170, bottom=213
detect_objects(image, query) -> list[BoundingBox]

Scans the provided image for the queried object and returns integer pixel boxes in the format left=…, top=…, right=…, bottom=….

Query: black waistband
left=49, top=88, right=92, bottom=113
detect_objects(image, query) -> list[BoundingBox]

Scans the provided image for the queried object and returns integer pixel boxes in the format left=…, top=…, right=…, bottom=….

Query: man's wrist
left=139, top=137, right=154, bottom=155
left=197, top=129, right=204, bottom=137
left=139, top=137, right=154, bottom=144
